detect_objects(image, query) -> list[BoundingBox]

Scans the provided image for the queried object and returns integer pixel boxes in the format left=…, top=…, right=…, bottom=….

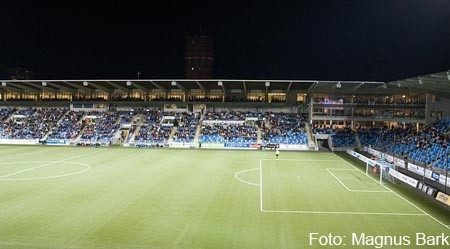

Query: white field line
left=262, top=209, right=428, bottom=216
left=261, top=158, right=424, bottom=216
left=0, top=161, right=54, bottom=165
left=0, top=162, right=90, bottom=181
left=326, top=168, right=357, bottom=171
left=327, top=168, right=390, bottom=193
left=0, top=149, right=106, bottom=180
left=334, top=153, right=450, bottom=231
left=259, top=159, right=264, bottom=212
left=234, top=168, right=260, bottom=187
left=326, top=168, right=352, bottom=192
left=349, top=189, right=391, bottom=193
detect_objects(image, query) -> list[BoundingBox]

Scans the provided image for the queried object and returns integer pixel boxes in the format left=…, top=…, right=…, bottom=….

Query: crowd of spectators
left=118, top=111, right=135, bottom=124
left=47, top=111, right=84, bottom=140
left=312, top=124, right=356, bottom=148
left=0, top=108, right=66, bottom=139
left=203, top=111, right=247, bottom=121
left=200, top=111, right=260, bottom=147
left=80, top=112, right=120, bottom=143
left=262, top=113, right=308, bottom=145
left=312, top=124, right=334, bottom=134
left=0, top=108, right=15, bottom=122
left=387, top=120, right=449, bottom=169
left=356, top=119, right=450, bottom=170
left=330, top=127, right=356, bottom=147
left=200, top=123, right=258, bottom=147
left=134, top=111, right=170, bottom=144
left=173, top=113, right=199, bottom=143
left=135, top=125, right=171, bottom=144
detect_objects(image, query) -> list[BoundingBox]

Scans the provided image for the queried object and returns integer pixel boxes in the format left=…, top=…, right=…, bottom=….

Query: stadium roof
left=0, top=79, right=383, bottom=94
left=386, top=70, right=450, bottom=96
left=0, top=70, right=449, bottom=95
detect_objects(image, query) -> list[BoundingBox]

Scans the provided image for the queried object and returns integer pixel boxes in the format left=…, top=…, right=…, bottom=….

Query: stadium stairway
left=193, top=112, right=205, bottom=143
left=304, top=122, right=317, bottom=150
left=72, top=114, right=88, bottom=144
left=125, top=114, right=144, bottom=144
left=256, top=126, right=262, bottom=144
left=355, top=131, right=363, bottom=150
left=41, top=109, right=70, bottom=140
left=42, top=109, right=71, bottom=141
left=111, top=128, right=124, bottom=145
left=167, top=126, right=177, bottom=144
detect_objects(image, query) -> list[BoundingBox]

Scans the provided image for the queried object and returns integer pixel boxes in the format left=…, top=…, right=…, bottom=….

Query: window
left=247, top=92, right=265, bottom=102
left=167, top=92, right=184, bottom=101
left=22, top=93, right=38, bottom=100
left=268, top=93, right=286, bottom=103
left=93, top=92, right=108, bottom=100
left=56, top=92, right=72, bottom=100
left=41, top=92, right=56, bottom=100
left=297, top=93, right=307, bottom=103
left=149, top=92, right=166, bottom=101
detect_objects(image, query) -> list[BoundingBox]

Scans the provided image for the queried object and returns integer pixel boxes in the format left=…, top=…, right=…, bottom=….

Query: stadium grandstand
left=0, top=71, right=449, bottom=163
left=0, top=71, right=449, bottom=174
left=0, top=70, right=449, bottom=248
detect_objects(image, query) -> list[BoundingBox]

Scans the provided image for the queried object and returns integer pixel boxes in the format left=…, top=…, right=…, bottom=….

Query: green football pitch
left=0, top=146, right=449, bottom=249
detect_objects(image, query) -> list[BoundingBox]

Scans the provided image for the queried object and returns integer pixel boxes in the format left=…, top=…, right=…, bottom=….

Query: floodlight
left=83, top=81, right=89, bottom=86
left=336, top=82, right=341, bottom=88
left=418, top=77, right=423, bottom=85
left=171, top=81, right=177, bottom=86
left=126, top=81, right=132, bottom=86
left=217, top=81, right=223, bottom=86
left=265, top=81, right=270, bottom=87
left=1, top=82, right=6, bottom=86
left=42, top=81, right=47, bottom=86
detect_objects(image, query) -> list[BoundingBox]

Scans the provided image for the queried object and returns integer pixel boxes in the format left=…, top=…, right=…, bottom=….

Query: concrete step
left=193, top=112, right=205, bottom=143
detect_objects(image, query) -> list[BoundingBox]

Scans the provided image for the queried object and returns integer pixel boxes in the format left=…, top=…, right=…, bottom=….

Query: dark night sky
left=1, top=0, right=449, bottom=81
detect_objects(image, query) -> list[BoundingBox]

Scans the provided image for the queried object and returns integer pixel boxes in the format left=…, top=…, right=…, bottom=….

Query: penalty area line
left=261, top=209, right=427, bottom=216
left=326, top=168, right=352, bottom=192
left=333, top=153, right=450, bottom=231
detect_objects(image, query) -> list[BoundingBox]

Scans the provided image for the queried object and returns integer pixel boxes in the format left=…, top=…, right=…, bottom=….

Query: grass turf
left=0, top=146, right=448, bottom=248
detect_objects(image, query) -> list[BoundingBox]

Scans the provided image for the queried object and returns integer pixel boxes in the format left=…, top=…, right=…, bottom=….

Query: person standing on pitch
left=275, top=148, right=280, bottom=158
